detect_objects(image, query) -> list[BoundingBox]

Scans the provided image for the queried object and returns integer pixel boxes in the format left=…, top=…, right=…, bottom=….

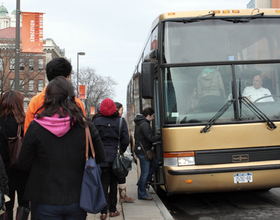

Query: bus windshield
left=163, top=18, right=280, bottom=124
left=164, top=18, right=280, bottom=63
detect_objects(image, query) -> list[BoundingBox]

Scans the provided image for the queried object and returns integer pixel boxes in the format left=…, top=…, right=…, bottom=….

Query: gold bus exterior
left=162, top=122, right=280, bottom=193
left=127, top=8, right=280, bottom=194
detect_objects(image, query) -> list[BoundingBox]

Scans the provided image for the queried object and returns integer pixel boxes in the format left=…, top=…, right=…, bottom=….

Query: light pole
left=15, top=0, right=21, bottom=91
left=77, top=52, right=85, bottom=97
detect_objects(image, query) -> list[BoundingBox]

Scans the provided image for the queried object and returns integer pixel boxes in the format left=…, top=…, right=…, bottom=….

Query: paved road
left=160, top=187, right=280, bottom=220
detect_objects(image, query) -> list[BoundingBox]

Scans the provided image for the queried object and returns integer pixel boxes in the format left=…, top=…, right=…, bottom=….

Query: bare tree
left=0, top=38, right=45, bottom=98
left=71, top=67, right=117, bottom=117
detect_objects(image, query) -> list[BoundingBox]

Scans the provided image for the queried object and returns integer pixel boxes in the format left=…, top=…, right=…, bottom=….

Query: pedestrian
left=0, top=154, right=9, bottom=220
left=23, top=57, right=86, bottom=219
left=91, top=104, right=101, bottom=121
left=18, top=76, right=105, bottom=220
left=0, top=91, right=30, bottom=220
left=134, top=107, right=160, bottom=200
left=24, top=57, right=86, bottom=135
left=114, top=102, right=135, bottom=203
left=93, top=98, right=129, bottom=220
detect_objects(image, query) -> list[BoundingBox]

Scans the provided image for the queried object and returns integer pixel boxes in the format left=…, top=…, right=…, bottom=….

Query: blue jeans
left=35, top=202, right=87, bottom=220
left=136, top=153, right=159, bottom=199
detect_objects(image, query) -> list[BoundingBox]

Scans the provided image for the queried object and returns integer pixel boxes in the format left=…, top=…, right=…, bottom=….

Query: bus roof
left=151, top=8, right=280, bottom=28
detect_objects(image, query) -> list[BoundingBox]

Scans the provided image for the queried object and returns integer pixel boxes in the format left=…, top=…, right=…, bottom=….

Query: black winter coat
left=18, top=119, right=105, bottom=205
left=134, top=114, right=160, bottom=155
left=93, top=115, right=129, bottom=167
left=0, top=114, right=25, bottom=194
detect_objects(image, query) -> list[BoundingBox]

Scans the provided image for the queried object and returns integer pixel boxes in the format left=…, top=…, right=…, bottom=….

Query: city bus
left=126, top=8, right=280, bottom=194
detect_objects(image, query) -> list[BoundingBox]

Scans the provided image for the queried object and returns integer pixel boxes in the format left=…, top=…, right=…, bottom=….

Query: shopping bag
left=80, top=126, right=106, bottom=214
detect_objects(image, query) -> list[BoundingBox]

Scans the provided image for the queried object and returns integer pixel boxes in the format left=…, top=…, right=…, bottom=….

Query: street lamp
left=77, top=52, right=85, bottom=97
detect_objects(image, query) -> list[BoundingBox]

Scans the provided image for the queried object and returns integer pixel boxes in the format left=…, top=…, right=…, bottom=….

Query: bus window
left=164, top=19, right=280, bottom=64
left=163, top=66, right=234, bottom=124
left=238, top=63, right=280, bottom=121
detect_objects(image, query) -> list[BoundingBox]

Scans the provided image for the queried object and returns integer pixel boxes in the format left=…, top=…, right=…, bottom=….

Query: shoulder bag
left=112, top=118, right=132, bottom=178
left=80, top=126, right=106, bottom=214
left=7, top=125, right=23, bottom=169
left=137, top=126, right=155, bottom=161
left=139, top=141, right=155, bottom=161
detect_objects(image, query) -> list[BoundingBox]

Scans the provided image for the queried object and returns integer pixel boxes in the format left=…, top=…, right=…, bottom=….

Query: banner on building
left=79, top=85, right=86, bottom=99
left=22, top=12, right=44, bottom=53
left=90, top=107, right=95, bottom=115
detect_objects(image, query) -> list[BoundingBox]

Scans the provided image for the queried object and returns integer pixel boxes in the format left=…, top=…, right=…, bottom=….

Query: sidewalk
left=87, top=162, right=174, bottom=220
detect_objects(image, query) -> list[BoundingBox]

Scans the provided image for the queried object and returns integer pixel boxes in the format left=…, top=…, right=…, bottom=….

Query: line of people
left=0, top=57, right=160, bottom=220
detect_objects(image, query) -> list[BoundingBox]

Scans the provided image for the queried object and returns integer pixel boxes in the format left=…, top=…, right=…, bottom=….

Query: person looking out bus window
left=242, top=75, right=274, bottom=103
left=134, top=107, right=160, bottom=200
left=196, top=68, right=226, bottom=111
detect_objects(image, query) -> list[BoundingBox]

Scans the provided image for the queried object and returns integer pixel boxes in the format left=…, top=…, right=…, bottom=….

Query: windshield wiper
left=238, top=79, right=276, bottom=130
left=239, top=96, right=277, bottom=130
left=183, top=12, right=215, bottom=23
left=222, top=12, right=264, bottom=23
left=200, top=99, right=236, bottom=133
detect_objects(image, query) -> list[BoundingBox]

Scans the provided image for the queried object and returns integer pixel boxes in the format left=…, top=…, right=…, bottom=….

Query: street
left=160, top=187, right=280, bottom=220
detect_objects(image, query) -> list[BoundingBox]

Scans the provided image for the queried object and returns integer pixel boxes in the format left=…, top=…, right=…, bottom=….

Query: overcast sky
left=4, top=0, right=248, bottom=110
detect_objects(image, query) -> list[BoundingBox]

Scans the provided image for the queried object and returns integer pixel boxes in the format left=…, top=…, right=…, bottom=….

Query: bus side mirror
left=141, top=61, right=154, bottom=99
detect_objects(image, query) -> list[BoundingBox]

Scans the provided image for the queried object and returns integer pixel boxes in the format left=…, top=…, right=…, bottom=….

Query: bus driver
left=242, top=75, right=274, bottom=103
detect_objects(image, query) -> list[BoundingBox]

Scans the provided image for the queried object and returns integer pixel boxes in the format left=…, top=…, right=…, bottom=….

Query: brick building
left=247, top=0, right=280, bottom=8
left=0, top=4, right=65, bottom=111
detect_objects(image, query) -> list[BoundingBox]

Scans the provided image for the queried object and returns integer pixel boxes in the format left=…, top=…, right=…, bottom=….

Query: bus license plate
left=234, top=173, right=253, bottom=183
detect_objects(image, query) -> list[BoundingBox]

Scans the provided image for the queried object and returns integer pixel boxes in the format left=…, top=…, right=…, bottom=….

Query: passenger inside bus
left=196, top=67, right=226, bottom=111
left=242, top=75, right=274, bottom=103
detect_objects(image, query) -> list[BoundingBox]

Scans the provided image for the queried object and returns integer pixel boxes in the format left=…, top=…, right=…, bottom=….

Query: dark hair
left=36, top=76, right=87, bottom=127
left=114, top=102, right=123, bottom=110
left=0, top=91, right=25, bottom=126
left=46, top=58, right=72, bottom=82
left=142, top=107, right=155, bottom=117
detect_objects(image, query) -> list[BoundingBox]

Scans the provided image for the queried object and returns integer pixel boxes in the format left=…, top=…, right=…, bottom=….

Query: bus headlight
left=164, top=151, right=195, bottom=166
left=178, top=157, right=195, bottom=166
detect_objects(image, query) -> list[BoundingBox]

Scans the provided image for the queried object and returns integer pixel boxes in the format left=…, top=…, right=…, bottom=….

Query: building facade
left=0, top=3, right=65, bottom=111
left=247, top=0, right=280, bottom=8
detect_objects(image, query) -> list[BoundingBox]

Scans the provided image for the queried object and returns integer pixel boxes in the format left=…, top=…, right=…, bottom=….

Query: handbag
left=7, top=125, right=23, bottom=169
left=80, top=126, right=106, bottom=214
left=144, top=149, right=155, bottom=161
left=137, top=127, right=155, bottom=161
left=112, top=153, right=132, bottom=178
left=112, top=118, right=132, bottom=178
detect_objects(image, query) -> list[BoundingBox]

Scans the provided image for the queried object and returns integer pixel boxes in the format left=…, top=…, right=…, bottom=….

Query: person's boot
left=16, top=207, right=30, bottom=220
left=119, top=187, right=135, bottom=203
left=3, top=211, right=13, bottom=220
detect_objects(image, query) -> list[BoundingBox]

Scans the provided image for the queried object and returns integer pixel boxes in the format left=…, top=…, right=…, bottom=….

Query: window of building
left=10, top=58, right=15, bottom=70
left=29, top=80, right=34, bottom=92
left=20, top=58, right=25, bottom=71
left=38, top=79, right=44, bottom=92
left=38, top=59, right=44, bottom=70
left=9, top=79, right=15, bottom=90
left=0, top=58, right=3, bottom=71
left=19, top=79, right=24, bottom=92
left=29, top=59, right=34, bottom=71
